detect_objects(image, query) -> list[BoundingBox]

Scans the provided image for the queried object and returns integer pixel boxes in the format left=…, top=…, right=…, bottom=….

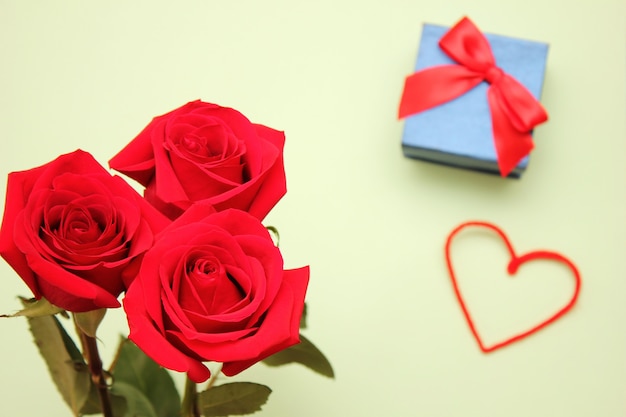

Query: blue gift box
left=401, top=23, right=549, bottom=178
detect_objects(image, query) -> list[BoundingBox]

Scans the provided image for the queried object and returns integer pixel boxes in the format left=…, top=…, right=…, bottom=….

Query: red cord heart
left=445, top=221, right=581, bottom=353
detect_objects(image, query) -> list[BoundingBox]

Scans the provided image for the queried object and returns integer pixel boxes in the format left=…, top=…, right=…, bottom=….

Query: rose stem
left=181, top=377, right=200, bottom=417
left=77, top=326, right=113, bottom=417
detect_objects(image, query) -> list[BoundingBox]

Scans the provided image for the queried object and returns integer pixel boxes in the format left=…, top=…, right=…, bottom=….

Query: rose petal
left=221, top=266, right=309, bottom=375
left=124, top=285, right=211, bottom=382
left=175, top=266, right=308, bottom=367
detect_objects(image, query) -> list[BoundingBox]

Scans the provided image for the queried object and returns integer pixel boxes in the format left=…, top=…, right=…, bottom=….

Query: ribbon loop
left=439, top=17, right=496, bottom=71
left=398, top=17, right=548, bottom=177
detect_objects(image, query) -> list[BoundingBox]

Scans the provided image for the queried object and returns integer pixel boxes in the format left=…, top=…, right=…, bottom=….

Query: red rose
left=123, top=204, right=308, bottom=382
left=0, top=150, right=169, bottom=312
left=109, top=100, right=286, bottom=220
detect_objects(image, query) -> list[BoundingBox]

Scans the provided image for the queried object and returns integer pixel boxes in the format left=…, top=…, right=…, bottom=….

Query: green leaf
left=74, top=308, right=107, bottom=338
left=53, top=315, right=86, bottom=364
left=110, top=382, right=158, bottom=417
left=300, top=303, right=307, bottom=329
left=265, top=225, right=280, bottom=247
left=32, top=313, right=125, bottom=417
left=199, top=382, right=271, bottom=416
left=262, top=334, right=334, bottom=378
left=1, top=296, right=64, bottom=318
left=109, top=337, right=181, bottom=417
left=23, top=302, right=91, bottom=416
left=80, top=380, right=127, bottom=417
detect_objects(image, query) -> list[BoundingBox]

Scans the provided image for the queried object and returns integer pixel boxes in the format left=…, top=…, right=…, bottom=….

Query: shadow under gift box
left=401, top=24, right=549, bottom=178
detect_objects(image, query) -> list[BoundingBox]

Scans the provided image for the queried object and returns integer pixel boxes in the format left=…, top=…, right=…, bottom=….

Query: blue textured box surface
left=401, top=24, right=549, bottom=178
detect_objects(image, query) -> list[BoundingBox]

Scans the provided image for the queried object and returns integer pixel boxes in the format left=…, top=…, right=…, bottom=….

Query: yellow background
left=0, top=1, right=624, bottom=416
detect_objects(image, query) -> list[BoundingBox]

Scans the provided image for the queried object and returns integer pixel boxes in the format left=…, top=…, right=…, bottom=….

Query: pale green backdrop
left=0, top=1, right=624, bottom=416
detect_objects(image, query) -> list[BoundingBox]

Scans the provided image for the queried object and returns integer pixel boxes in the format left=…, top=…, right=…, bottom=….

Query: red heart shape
left=445, top=221, right=581, bottom=353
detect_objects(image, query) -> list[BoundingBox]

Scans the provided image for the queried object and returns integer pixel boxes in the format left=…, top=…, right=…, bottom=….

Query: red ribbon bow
left=398, top=17, right=548, bottom=177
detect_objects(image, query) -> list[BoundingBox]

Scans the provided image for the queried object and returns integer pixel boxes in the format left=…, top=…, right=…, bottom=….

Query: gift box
left=399, top=18, right=549, bottom=178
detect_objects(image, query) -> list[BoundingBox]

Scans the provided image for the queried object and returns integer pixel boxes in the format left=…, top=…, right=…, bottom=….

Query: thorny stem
left=182, top=364, right=222, bottom=417
left=206, top=363, right=222, bottom=390
left=182, top=377, right=200, bottom=417
left=75, top=319, right=113, bottom=417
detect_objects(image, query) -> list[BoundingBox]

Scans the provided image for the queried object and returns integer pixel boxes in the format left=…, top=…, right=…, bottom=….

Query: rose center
left=59, top=206, right=103, bottom=244
left=181, top=255, right=245, bottom=314
left=179, top=131, right=224, bottom=160
left=190, top=258, right=219, bottom=279
left=181, top=136, right=204, bottom=154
